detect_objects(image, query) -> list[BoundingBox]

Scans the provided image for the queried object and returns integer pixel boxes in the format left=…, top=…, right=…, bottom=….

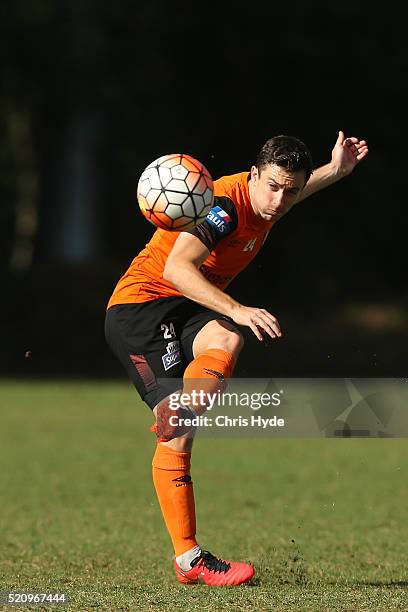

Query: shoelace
left=191, top=550, right=231, bottom=574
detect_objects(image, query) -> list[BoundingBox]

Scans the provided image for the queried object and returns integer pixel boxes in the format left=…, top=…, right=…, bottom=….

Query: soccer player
left=105, top=131, right=368, bottom=586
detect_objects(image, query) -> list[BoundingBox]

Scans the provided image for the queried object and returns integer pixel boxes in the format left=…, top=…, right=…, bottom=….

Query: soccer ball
left=137, top=154, right=214, bottom=230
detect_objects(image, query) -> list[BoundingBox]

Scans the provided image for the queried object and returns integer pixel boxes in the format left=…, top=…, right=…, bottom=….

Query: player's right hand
left=230, top=305, right=282, bottom=342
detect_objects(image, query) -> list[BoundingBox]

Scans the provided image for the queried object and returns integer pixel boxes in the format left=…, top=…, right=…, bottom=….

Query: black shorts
left=105, top=296, right=238, bottom=410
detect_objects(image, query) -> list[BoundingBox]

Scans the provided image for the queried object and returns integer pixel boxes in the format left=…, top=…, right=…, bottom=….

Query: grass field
left=1, top=381, right=407, bottom=611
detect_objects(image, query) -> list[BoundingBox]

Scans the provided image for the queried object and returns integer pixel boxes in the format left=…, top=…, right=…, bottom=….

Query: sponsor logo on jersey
left=162, top=340, right=181, bottom=371
left=206, top=206, right=232, bottom=234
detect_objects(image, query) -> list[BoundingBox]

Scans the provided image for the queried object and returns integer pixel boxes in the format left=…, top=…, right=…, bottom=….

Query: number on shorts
left=161, top=322, right=176, bottom=339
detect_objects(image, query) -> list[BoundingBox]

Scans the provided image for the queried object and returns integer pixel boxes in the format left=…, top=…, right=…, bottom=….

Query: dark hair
left=256, top=135, right=313, bottom=183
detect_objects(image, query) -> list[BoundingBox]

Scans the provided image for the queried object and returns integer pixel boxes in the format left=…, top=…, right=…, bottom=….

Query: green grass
left=1, top=381, right=407, bottom=611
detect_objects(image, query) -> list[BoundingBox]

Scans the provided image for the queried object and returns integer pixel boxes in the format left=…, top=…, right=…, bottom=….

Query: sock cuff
left=152, top=443, right=191, bottom=471
left=199, top=348, right=235, bottom=376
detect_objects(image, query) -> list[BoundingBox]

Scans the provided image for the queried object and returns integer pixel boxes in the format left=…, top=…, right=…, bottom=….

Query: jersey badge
left=206, top=206, right=232, bottom=234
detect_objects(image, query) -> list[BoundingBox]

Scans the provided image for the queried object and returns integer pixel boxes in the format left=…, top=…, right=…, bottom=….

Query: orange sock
left=184, top=348, right=235, bottom=380
left=183, top=348, right=235, bottom=415
left=152, top=350, right=236, bottom=552
left=152, top=444, right=197, bottom=556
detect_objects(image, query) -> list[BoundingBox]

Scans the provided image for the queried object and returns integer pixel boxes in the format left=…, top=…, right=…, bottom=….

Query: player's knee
left=229, top=330, right=244, bottom=355
left=193, top=320, right=244, bottom=360
left=214, top=328, right=244, bottom=357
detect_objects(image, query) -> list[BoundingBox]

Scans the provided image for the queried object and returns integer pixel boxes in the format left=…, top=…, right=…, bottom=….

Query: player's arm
left=294, top=131, right=369, bottom=204
left=163, top=233, right=281, bottom=341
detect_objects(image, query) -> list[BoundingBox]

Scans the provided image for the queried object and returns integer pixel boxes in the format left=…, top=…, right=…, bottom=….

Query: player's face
left=249, top=163, right=306, bottom=221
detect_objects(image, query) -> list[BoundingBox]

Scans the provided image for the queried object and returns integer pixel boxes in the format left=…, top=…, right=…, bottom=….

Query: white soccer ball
left=137, top=154, right=214, bottom=230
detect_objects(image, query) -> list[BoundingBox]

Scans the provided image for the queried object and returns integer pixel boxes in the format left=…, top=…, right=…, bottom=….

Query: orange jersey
left=107, top=172, right=275, bottom=308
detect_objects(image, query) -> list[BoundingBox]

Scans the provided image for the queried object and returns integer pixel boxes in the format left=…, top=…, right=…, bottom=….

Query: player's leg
left=154, top=312, right=254, bottom=585
left=153, top=432, right=254, bottom=585
left=151, top=432, right=200, bottom=574
left=155, top=319, right=244, bottom=439
left=106, top=300, right=254, bottom=586
left=184, top=318, right=244, bottom=414
left=192, top=318, right=244, bottom=360
left=105, top=301, right=200, bottom=567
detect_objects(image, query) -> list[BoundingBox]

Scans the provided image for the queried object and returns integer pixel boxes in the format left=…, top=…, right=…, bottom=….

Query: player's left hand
left=331, top=130, right=369, bottom=176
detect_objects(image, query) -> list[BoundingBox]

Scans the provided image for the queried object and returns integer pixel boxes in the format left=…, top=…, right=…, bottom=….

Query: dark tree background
left=1, top=0, right=407, bottom=378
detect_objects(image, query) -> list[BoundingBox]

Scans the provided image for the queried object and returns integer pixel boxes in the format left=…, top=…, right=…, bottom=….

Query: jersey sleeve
left=186, top=196, right=238, bottom=251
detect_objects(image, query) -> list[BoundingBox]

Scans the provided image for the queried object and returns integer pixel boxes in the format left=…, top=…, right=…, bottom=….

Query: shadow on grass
left=355, top=580, right=408, bottom=588
left=246, top=577, right=262, bottom=587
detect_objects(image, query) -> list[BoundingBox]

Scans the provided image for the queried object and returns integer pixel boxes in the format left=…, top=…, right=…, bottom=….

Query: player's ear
left=250, top=165, right=258, bottom=182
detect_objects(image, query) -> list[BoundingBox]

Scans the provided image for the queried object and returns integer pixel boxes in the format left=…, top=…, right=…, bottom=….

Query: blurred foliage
left=0, top=1, right=407, bottom=376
